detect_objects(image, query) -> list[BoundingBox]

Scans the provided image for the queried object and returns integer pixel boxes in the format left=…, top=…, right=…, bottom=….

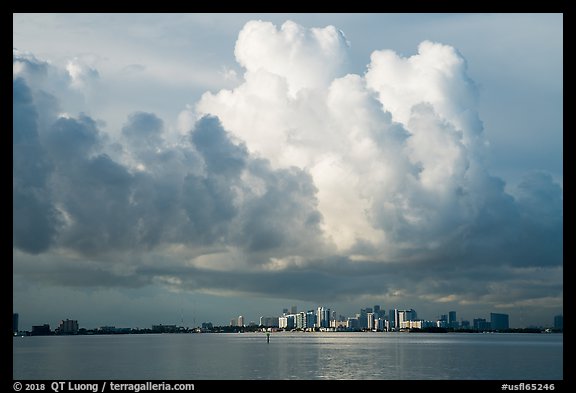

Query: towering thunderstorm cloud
left=13, top=21, right=562, bottom=312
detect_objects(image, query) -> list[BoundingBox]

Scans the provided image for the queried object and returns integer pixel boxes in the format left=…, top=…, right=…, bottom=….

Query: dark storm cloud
left=191, top=116, right=247, bottom=176
left=512, top=172, right=563, bottom=266
left=132, top=252, right=561, bottom=308
left=181, top=173, right=238, bottom=244
left=185, top=116, right=326, bottom=255
left=44, top=115, right=102, bottom=161
left=122, top=112, right=164, bottom=150
left=13, top=78, right=61, bottom=253
left=55, top=153, right=136, bottom=255
left=136, top=256, right=391, bottom=302
left=236, top=160, right=323, bottom=254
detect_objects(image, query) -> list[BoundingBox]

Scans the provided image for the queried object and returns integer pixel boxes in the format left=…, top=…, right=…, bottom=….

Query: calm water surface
left=13, top=332, right=562, bottom=380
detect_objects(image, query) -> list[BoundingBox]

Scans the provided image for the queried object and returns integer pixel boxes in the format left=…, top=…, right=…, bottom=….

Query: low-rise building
left=31, top=324, right=51, bottom=336
left=152, top=324, right=177, bottom=333
left=330, top=320, right=348, bottom=331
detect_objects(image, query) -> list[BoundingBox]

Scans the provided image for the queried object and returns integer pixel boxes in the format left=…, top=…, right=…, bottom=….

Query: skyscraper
left=397, top=310, right=407, bottom=329
left=316, top=307, right=330, bottom=328
left=367, top=312, right=375, bottom=330
left=553, top=315, right=563, bottom=330
left=448, top=311, right=458, bottom=328
left=358, top=309, right=368, bottom=329
left=296, top=312, right=305, bottom=329
left=279, top=315, right=295, bottom=329
left=374, top=305, right=385, bottom=319
left=13, top=313, right=19, bottom=335
left=490, top=313, right=509, bottom=330
left=406, top=309, right=417, bottom=321
left=389, top=309, right=398, bottom=330
left=306, top=310, right=316, bottom=329
left=397, top=309, right=418, bottom=328
left=237, top=315, right=244, bottom=327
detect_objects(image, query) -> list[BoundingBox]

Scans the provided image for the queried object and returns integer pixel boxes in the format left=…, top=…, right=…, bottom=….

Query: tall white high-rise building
left=279, top=315, right=295, bottom=329
left=398, top=310, right=407, bottom=329
left=367, top=312, right=375, bottom=330
left=395, top=309, right=418, bottom=330
left=296, top=312, right=305, bottom=329
left=316, top=306, right=330, bottom=328
left=237, top=315, right=244, bottom=327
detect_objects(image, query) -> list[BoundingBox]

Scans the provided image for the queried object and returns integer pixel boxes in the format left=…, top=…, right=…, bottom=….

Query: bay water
left=13, top=332, right=562, bottom=380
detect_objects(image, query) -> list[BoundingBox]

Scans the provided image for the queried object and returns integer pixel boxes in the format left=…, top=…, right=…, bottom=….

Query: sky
left=13, top=13, right=563, bottom=329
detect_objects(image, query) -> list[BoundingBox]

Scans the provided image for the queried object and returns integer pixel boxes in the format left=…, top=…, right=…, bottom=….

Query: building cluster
left=12, top=311, right=563, bottom=336
left=229, top=306, right=519, bottom=332
left=19, top=318, right=81, bottom=336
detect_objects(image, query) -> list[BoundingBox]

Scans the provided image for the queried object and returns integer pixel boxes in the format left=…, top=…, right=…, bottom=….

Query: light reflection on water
left=13, top=332, right=562, bottom=380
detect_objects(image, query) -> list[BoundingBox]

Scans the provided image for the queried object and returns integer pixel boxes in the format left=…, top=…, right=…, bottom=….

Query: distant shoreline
left=14, top=327, right=562, bottom=337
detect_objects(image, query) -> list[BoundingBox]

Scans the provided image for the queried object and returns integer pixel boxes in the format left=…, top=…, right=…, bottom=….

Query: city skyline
left=13, top=306, right=563, bottom=332
left=13, top=14, right=562, bottom=330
